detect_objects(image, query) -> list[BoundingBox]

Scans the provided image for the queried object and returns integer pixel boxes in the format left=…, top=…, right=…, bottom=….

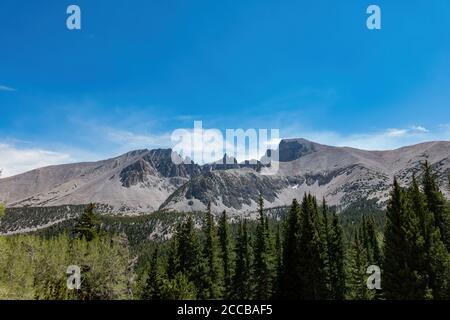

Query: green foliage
left=252, top=195, right=276, bottom=299
left=218, top=210, right=234, bottom=298
left=278, top=199, right=302, bottom=299
left=338, top=199, right=385, bottom=238
left=160, top=272, right=197, bottom=300
left=296, top=194, right=328, bottom=299
left=142, top=248, right=163, bottom=300
left=231, top=220, right=252, bottom=299
left=166, top=217, right=209, bottom=298
left=0, top=233, right=131, bottom=300
left=73, top=203, right=102, bottom=241
left=328, top=211, right=346, bottom=299
left=347, top=231, right=372, bottom=299
left=365, top=216, right=381, bottom=266
left=200, top=202, right=223, bottom=299
left=383, top=179, right=427, bottom=299
left=0, top=235, right=38, bottom=299
left=382, top=172, right=450, bottom=300
left=0, top=203, right=5, bottom=220
left=422, top=161, right=450, bottom=251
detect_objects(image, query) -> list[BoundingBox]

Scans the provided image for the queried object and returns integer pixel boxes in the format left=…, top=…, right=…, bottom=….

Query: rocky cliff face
left=0, top=139, right=449, bottom=215
left=277, top=138, right=328, bottom=162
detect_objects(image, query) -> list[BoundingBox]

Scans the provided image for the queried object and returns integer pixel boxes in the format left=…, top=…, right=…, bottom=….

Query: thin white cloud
left=0, top=85, right=16, bottom=92
left=105, top=128, right=172, bottom=150
left=296, top=125, right=449, bottom=151
left=0, top=143, right=73, bottom=178
left=411, top=125, right=429, bottom=133
left=386, top=128, right=408, bottom=137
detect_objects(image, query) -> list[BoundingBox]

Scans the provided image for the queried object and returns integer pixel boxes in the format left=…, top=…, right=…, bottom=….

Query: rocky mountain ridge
left=0, top=139, right=449, bottom=215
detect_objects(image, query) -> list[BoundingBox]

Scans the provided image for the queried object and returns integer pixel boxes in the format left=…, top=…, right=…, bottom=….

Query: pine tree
left=296, top=194, right=328, bottom=299
left=252, top=195, right=276, bottom=299
left=383, top=178, right=427, bottom=299
left=361, top=214, right=373, bottom=264
left=177, top=217, right=203, bottom=277
left=142, top=248, right=163, bottom=300
left=167, top=225, right=180, bottom=280
left=73, top=203, right=102, bottom=241
left=428, top=228, right=450, bottom=299
left=422, top=161, right=450, bottom=250
left=201, top=202, right=223, bottom=299
left=218, top=210, right=233, bottom=298
left=161, top=272, right=197, bottom=300
left=328, top=211, right=346, bottom=299
left=274, top=224, right=282, bottom=299
left=347, top=231, right=370, bottom=299
left=418, top=164, right=450, bottom=299
left=170, top=216, right=206, bottom=298
left=365, top=217, right=381, bottom=265
left=408, top=175, right=433, bottom=294
left=320, top=198, right=332, bottom=298
left=278, top=199, right=302, bottom=299
left=231, top=220, right=252, bottom=299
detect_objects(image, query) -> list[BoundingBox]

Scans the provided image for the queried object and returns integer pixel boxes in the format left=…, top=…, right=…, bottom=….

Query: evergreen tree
left=201, top=202, right=223, bottom=299
left=347, top=231, right=370, bottom=299
left=428, top=228, right=450, bottom=299
left=320, top=198, right=335, bottom=299
left=296, top=194, right=328, bottom=299
left=328, top=211, right=346, bottom=299
left=218, top=210, right=233, bottom=298
left=170, top=217, right=206, bottom=297
left=408, top=175, right=433, bottom=294
left=361, top=214, right=371, bottom=263
left=231, top=220, right=252, bottom=299
left=142, top=248, right=163, bottom=300
left=417, top=170, right=450, bottom=299
left=73, top=203, right=102, bottom=241
left=177, top=217, right=203, bottom=278
left=383, top=179, right=427, bottom=299
left=278, top=199, right=302, bottom=299
left=422, top=161, right=450, bottom=250
left=161, top=272, right=197, bottom=300
left=252, top=195, right=275, bottom=299
left=274, top=224, right=282, bottom=299
left=365, top=217, right=381, bottom=265
left=166, top=225, right=180, bottom=280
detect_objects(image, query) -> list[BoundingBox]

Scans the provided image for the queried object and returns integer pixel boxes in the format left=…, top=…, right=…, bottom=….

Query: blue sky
left=1, top=0, right=450, bottom=176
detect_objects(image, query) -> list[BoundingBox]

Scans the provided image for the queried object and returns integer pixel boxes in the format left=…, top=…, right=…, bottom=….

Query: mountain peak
left=277, top=138, right=327, bottom=162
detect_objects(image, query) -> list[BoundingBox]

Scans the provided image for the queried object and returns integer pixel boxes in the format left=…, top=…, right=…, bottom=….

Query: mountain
left=0, top=149, right=201, bottom=214
left=0, top=139, right=449, bottom=215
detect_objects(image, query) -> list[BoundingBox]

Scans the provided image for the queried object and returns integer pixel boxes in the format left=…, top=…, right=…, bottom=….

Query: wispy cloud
left=104, top=128, right=172, bottom=151
left=0, top=143, right=72, bottom=178
left=0, top=85, right=17, bottom=92
left=292, top=125, right=449, bottom=151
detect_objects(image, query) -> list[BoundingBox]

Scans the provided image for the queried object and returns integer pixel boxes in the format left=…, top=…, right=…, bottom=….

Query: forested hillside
left=0, top=162, right=449, bottom=300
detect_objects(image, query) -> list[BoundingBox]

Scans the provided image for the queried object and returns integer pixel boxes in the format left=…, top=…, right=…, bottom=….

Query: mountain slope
left=0, top=139, right=449, bottom=215
left=160, top=140, right=450, bottom=213
left=0, top=149, right=200, bottom=214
